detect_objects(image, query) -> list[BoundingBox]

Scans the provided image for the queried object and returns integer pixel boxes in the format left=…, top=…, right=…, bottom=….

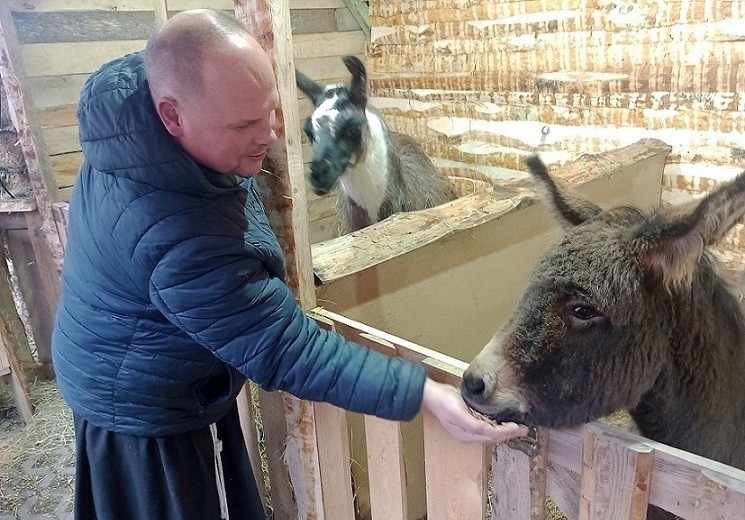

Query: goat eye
left=303, top=119, right=314, bottom=141
left=344, top=125, right=361, bottom=140
left=571, top=304, right=598, bottom=320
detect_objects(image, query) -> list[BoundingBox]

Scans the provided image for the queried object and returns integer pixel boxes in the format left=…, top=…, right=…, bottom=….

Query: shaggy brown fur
left=462, top=156, right=745, bottom=518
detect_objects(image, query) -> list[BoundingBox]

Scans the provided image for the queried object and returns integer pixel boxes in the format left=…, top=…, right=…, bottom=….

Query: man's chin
left=235, top=157, right=265, bottom=177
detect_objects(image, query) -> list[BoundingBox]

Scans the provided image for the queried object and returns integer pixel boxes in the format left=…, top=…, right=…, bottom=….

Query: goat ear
left=295, top=69, right=324, bottom=106
left=634, top=171, right=745, bottom=288
left=525, top=155, right=602, bottom=227
left=342, top=55, right=367, bottom=112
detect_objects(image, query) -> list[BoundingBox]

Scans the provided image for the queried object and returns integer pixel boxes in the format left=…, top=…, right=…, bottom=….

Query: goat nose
left=462, top=372, right=486, bottom=397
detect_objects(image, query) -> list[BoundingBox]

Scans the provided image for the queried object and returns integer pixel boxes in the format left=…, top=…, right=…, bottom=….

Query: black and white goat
left=296, top=56, right=457, bottom=234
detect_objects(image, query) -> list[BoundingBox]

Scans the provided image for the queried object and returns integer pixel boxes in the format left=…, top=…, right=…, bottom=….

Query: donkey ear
left=342, top=55, right=367, bottom=112
left=525, top=155, right=602, bottom=227
left=295, top=69, right=324, bottom=106
left=634, top=171, right=745, bottom=289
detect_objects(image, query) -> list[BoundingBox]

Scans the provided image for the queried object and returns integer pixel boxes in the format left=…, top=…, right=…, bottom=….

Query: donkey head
left=461, top=156, right=745, bottom=429
left=296, top=55, right=368, bottom=195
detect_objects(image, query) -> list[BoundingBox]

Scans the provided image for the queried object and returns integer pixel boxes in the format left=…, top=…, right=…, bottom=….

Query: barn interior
left=1, top=1, right=745, bottom=519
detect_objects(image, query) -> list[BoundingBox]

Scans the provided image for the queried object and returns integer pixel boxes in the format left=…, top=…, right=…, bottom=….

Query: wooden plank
left=493, top=442, right=533, bottom=519
left=152, top=0, right=168, bottom=26
left=0, top=314, right=33, bottom=423
left=314, top=402, right=356, bottom=519
left=578, top=432, right=653, bottom=520
left=295, top=54, right=365, bottom=81
left=290, top=8, right=344, bottom=35
left=292, top=32, right=366, bottom=59
left=38, top=104, right=78, bottom=129
left=364, top=415, right=407, bottom=520
left=27, top=74, right=88, bottom=110
left=22, top=41, right=147, bottom=77
left=9, top=0, right=151, bottom=11
left=51, top=201, right=69, bottom=251
left=691, top=469, right=745, bottom=520
left=12, top=11, right=155, bottom=44
left=2, top=211, right=61, bottom=365
left=341, top=0, right=370, bottom=36
left=0, top=4, right=64, bottom=274
left=546, top=463, right=581, bottom=519
left=255, top=388, right=298, bottom=520
left=548, top=423, right=745, bottom=519
left=423, top=407, right=489, bottom=520
left=43, top=125, right=81, bottom=156
left=316, top=308, right=470, bottom=381
left=8, top=0, right=233, bottom=11
left=310, top=311, right=356, bottom=520
left=492, top=427, right=547, bottom=520
left=235, top=382, right=269, bottom=514
left=234, top=1, right=323, bottom=519
left=0, top=235, right=34, bottom=369
left=292, top=0, right=346, bottom=9
left=50, top=152, right=83, bottom=188
left=308, top=213, right=340, bottom=244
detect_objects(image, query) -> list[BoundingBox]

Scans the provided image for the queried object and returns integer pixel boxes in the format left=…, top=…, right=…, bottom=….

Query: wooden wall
left=9, top=0, right=368, bottom=243
left=366, top=0, right=745, bottom=268
left=367, top=0, right=745, bottom=173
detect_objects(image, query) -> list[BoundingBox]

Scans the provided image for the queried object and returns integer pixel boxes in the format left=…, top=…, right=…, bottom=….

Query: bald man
left=52, top=9, right=527, bottom=519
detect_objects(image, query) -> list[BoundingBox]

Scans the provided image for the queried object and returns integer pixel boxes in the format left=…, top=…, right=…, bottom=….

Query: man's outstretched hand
left=420, top=378, right=529, bottom=443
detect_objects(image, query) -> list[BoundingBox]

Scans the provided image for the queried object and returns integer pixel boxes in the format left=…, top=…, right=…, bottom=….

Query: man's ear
left=154, top=97, right=183, bottom=138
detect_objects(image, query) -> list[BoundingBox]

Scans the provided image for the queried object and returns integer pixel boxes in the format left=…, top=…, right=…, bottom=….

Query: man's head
left=146, top=9, right=279, bottom=176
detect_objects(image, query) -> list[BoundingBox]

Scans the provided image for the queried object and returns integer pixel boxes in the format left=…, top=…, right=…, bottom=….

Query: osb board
left=367, top=0, right=745, bottom=175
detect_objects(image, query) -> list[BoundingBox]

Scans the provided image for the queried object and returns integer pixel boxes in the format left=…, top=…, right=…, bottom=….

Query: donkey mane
left=296, top=56, right=456, bottom=234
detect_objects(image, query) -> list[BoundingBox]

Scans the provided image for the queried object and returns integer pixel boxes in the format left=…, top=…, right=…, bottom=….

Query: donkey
left=461, top=156, right=745, bottom=480
left=296, top=56, right=457, bottom=233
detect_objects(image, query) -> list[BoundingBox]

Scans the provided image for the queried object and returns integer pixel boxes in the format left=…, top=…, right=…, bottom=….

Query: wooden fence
left=296, top=308, right=745, bottom=520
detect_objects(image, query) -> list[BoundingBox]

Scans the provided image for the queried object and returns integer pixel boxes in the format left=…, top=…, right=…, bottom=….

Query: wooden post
left=0, top=313, right=33, bottom=423
left=0, top=2, right=64, bottom=367
left=233, top=1, right=325, bottom=518
left=0, top=3, right=64, bottom=272
left=153, top=0, right=169, bottom=26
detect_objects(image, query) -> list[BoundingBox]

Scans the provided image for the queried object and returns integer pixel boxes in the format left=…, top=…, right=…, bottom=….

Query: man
left=52, top=9, right=528, bottom=519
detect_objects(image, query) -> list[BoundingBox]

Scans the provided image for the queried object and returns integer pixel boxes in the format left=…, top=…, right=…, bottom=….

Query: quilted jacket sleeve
left=148, top=234, right=426, bottom=421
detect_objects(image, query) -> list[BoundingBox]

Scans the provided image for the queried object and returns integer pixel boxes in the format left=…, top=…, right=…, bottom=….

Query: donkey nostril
left=463, top=373, right=486, bottom=396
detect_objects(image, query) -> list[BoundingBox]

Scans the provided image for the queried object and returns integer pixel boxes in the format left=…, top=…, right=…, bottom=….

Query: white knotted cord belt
left=209, top=423, right=230, bottom=519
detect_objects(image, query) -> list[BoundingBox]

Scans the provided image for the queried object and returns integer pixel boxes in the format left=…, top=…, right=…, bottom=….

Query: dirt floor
left=0, top=378, right=74, bottom=520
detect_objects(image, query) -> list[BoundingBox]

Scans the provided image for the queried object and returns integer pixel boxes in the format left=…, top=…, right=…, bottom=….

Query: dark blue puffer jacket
left=51, top=52, right=426, bottom=436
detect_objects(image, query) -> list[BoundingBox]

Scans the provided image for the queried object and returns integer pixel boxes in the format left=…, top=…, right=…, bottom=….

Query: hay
left=0, top=378, right=75, bottom=516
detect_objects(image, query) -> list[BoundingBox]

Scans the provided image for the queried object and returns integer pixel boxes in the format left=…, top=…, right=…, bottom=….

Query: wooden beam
left=341, top=0, right=370, bottom=37
left=153, top=0, right=168, bottom=26
left=233, top=1, right=323, bottom=518
left=0, top=314, right=33, bottom=423
left=0, top=3, right=64, bottom=274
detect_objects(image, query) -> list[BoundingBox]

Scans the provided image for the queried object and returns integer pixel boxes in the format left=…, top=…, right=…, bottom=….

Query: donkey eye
left=570, top=304, right=598, bottom=320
